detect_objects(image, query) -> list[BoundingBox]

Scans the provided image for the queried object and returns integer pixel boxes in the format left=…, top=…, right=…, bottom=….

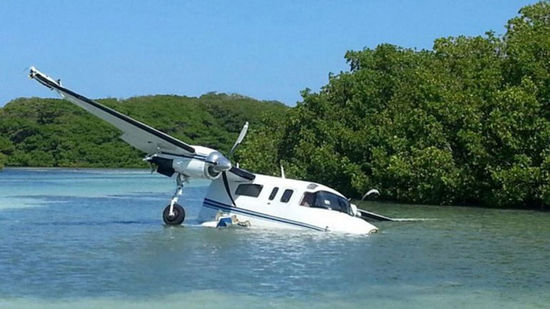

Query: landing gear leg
left=163, top=174, right=187, bottom=225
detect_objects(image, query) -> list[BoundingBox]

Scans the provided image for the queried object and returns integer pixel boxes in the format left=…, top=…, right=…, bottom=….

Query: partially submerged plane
left=29, top=67, right=390, bottom=234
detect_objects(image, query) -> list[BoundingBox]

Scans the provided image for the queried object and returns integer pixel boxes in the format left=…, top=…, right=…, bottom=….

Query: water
left=1, top=168, right=549, bottom=308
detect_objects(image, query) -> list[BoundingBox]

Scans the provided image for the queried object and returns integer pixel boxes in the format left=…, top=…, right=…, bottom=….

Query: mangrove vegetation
left=237, top=2, right=550, bottom=208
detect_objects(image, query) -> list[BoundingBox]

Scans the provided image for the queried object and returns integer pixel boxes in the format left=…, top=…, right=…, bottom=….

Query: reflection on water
left=1, top=168, right=549, bottom=308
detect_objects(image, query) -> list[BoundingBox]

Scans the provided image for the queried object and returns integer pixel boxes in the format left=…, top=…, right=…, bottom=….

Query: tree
left=239, top=2, right=550, bottom=208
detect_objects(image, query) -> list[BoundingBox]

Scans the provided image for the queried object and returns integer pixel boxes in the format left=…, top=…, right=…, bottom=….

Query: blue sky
left=0, top=0, right=538, bottom=106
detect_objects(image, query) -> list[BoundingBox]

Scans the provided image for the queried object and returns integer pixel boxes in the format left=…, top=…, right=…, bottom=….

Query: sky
left=0, top=0, right=539, bottom=107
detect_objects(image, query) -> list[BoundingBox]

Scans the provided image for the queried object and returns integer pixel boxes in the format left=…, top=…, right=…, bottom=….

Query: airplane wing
left=29, top=67, right=195, bottom=156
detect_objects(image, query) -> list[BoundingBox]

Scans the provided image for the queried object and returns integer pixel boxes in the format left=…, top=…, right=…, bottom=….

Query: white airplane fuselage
left=199, top=172, right=379, bottom=234
left=154, top=148, right=378, bottom=234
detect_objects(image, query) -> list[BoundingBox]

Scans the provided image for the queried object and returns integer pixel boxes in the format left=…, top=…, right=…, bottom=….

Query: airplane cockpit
left=300, top=190, right=352, bottom=215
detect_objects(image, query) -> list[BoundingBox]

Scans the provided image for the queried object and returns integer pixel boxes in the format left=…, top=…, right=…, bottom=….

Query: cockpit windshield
left=300, top=191, right=351, bottom=214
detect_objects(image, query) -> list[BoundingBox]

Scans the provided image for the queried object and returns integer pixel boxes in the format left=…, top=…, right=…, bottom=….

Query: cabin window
left=235, top=184, right=263, bottom=197
left=280, top=189, right=294, bottom=203
left=300, top=191, right=351, bottom=214
left=268, top=187, right=279, bottom=200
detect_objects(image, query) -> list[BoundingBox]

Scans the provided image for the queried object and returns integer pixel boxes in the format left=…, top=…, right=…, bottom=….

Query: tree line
left=0, top=93, right=286, bottom=168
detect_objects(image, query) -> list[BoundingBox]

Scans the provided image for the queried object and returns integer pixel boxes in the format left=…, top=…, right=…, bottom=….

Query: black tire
left=163, top=203, right=185, bottom=225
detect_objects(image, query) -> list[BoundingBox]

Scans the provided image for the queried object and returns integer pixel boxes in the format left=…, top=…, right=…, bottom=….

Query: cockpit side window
left=300, top=192, right=315, bottom=207
left=268, top=187, right=279, bottom=200
left=235, top=184, right=263, bottom=198
left=280, top=189, right=294, bottom=203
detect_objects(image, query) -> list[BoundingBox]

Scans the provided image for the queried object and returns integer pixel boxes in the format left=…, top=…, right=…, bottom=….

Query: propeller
left=200, top=121, right=249, bottom=177
left=229, top=121, right=249, bottom=156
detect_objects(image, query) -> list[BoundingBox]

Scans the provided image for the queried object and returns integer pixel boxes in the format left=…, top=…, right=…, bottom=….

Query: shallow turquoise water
left=1, top=168, right=549, bottom=308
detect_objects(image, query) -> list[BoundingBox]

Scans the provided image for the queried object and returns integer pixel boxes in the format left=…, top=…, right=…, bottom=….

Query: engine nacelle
left=172, top=158, right=221, bottom=180
left=148, top=151, right=231, bottom=180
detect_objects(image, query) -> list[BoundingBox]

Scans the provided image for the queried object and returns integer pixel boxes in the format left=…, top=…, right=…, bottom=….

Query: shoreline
left=2, top=167, right=546, bottom=212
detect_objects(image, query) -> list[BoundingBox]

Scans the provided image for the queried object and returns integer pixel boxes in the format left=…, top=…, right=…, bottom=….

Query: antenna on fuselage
left=280, top=164, right=285, bottom=179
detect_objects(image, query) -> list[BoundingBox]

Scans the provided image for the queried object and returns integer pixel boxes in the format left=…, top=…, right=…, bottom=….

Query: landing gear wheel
left=163, top=203, right=185, bottom=225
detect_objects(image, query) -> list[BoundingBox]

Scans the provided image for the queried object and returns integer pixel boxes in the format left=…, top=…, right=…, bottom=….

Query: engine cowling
left=172, top=157, right=221, bottom=180
left=148, top=151, right=232, bottom=180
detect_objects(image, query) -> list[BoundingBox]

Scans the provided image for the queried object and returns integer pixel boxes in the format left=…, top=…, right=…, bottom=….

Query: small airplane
left=29, top=67, right=392, bottom=234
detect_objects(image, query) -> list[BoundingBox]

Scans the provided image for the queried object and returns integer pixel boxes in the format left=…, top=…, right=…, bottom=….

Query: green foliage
left=504, top=1, right=550, bottom=111
left=0, top=135, right=13, bottom=169
left=541, top=150, right=550, bottom=205
left=0, top=94, right=286, bottom=168
left=239, top=1, right=550, bottom=208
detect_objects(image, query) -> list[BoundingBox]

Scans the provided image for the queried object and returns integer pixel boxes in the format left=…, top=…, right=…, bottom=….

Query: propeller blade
left=228, top=166, right=256, bottom=181
left=230, top=121, right=249, bottom=155
left=361, top=189, right=380, bottom=200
